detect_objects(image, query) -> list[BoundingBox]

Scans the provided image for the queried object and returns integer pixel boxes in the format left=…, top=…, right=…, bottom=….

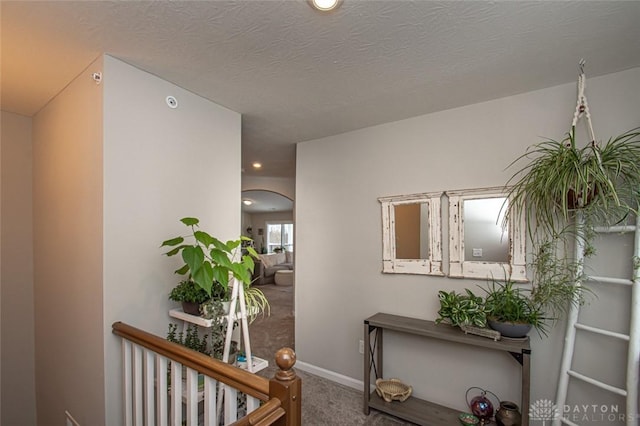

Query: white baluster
left=156, top=355, right=168, bottom=426
left=133, top=344, right=143, bottom=426
left=122, top=340, right=133, bottom=426
left=185, top=367, right=198, bottom=425
left=144, top=349, right=155, bottom=426
left=170, top=361, right=182, bottom=426
left=203, top=376, right=217, bottom=426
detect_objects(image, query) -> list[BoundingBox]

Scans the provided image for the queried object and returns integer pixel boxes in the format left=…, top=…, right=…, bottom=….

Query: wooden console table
left=363, top=313, right=531, bottom=426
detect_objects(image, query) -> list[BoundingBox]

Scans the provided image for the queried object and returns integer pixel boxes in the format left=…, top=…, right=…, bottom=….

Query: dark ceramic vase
left=181, top=301, right=201, bottom=316
left=487, top=319, right=531, bottom=338
left=496, top=401, right=522, bottom=426
left=566, top=186, right=598, bottom=210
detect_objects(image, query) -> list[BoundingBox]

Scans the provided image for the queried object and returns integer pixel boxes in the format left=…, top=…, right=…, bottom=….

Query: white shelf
left=238, top=356, right=268, bottom=373
left=169, top=308, right=216, bottom=327
left=169, top=307, right=259, bottom=327
left=168, top=281, right=266, bottom=413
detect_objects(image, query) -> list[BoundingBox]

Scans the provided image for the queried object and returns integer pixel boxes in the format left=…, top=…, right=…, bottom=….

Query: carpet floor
left=249, top=284, right=415, bottom=425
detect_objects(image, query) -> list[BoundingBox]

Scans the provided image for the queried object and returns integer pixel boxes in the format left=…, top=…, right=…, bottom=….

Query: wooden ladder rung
left=567, top=370, right=627, bottom=396
left=574, top=323, right=630, bottom=341
left=594, top=225, right=637, bottom=233
left=586, top=276, right=634, bottom=286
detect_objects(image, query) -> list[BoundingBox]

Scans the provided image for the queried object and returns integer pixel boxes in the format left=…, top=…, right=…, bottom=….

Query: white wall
left=102, top=55, right=241, bottom=423
left=28, top=54, right=242, bottom=425
left=32, top=56, right=105, bottom=425
left=1, top=111, right=37, bottom=425
left=296, top=67, right=640, bottom=416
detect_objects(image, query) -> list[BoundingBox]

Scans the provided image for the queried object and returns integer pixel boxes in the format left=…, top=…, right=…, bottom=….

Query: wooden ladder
left=553, top=214, right=640, bottom=426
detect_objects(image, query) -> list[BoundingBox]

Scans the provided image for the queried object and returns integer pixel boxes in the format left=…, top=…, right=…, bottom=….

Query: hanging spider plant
left=498, top=125, right=640, bottom=336
left=505, top=126, right=640, bottom=238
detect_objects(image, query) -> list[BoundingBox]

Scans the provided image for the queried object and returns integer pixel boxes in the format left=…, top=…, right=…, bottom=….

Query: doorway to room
left=241, top=190, right=295, bottom=363
left=241, top=190, right=293, bottom=254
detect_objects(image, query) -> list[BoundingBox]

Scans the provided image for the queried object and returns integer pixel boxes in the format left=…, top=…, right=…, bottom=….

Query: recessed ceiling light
left=243, top=200, right=253, bottom=206
left=309, top=0, right=342, bottom=12
left=252, top=162, right=262, bottom=169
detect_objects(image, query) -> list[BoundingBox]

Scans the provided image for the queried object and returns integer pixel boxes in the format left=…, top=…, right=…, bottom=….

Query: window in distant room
left=267, top=222, right=293, bottom=252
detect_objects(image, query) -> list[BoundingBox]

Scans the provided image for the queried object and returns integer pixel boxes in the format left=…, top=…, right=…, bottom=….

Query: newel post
left=270, top=347, right=301, bottom=426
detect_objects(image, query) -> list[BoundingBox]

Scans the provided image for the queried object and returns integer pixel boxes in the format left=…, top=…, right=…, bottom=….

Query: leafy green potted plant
left=506, top=126, right=640, bottom=237
left=161, top=217, right=270, bottom=319
left=481, top=278, right=547, bottom=338
left=502, top=125, right=640, bottom=335
left=436, top=289, right=488, bottom=328
left=169, top=280, right=211, bottom=315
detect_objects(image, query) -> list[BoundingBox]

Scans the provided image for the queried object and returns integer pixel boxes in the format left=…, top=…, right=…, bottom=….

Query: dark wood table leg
left=364, top=323, right=371, bottom=415
left=522, top=349, right=531, bottom=426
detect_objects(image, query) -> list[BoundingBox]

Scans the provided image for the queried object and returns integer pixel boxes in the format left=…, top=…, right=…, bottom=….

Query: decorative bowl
left=375, top=378, right=412, bottom=402
left=459, top=412, right=480, bottom=425
left=487, top=319, right=532, bottom=338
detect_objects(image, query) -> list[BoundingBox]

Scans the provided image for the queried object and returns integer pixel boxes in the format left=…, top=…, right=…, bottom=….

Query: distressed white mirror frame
left=447, top=187, right=527, bottom=281
left=378, top=192, right=443, bottom=276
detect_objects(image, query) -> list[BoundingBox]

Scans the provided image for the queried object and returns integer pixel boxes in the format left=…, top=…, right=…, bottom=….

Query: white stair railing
left=122, top=338, right=250, bottom=426
left=113, top=321, right=301, bottom=426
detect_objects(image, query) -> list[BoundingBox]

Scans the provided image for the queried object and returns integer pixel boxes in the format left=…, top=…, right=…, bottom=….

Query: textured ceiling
left=2, top=1, right=640, bottom=177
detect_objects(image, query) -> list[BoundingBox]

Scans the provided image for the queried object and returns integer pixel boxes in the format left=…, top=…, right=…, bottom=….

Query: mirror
left=394, top=202, right=430, bottom=259
left=379, top=192, right=443, bottom=275
left=463, top=197, right=509, bottom=263
left=448, top=187, right=526, bottom=281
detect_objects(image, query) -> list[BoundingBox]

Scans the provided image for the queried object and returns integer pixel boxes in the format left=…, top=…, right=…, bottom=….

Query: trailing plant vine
left=167, top=323, right=210, bottom=356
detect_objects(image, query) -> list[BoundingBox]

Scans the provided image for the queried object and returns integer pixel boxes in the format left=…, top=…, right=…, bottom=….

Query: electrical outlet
left=359, top=339, right=365, bottom=354
left=472, top=248, right=483, bottom=257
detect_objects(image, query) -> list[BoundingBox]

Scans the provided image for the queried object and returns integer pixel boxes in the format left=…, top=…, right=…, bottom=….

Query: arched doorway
left=241, top=190, right=293, bottom=254
left=242, top=190, right=295, bottom=359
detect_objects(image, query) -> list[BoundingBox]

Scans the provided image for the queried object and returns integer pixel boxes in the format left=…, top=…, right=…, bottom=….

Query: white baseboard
left=295, top=360, right=368, bottom=392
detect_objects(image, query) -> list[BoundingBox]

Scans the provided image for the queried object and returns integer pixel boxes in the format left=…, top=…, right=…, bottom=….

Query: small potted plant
left=169, top=280, right=211, bottom=315
left=161, top=217, right=270, bottom=319
left=481, top=278, right=547, bottom=338
left=435, top=289, right=488, bottom=328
